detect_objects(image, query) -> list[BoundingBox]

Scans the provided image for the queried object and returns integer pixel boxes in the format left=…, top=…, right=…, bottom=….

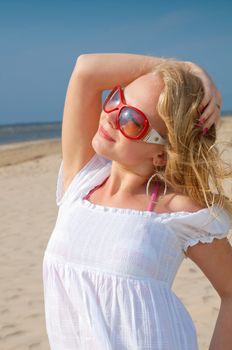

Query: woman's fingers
left=199, top=91, right=222, bottom=130
left=199, top=98, right=221, bottom=130
left=199, top=97, right=217, bottom=121
left=197, top=83, right=212, bottom=116
left=197, top=82, right=221, bottom=130
left=184, top=61, right=222, bottom=131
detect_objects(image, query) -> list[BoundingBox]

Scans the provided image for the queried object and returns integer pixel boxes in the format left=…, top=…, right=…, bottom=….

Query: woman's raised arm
left=62, top=53, right=165, bottom=191
left=75, top=53, right=165, bottom=91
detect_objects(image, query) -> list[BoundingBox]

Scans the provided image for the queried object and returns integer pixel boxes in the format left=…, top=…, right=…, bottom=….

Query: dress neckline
left=78, top=195, right=212, bottom=218
left=83, top=175, right=161, bottom=212
left=80, top=175, right=212, bottom=218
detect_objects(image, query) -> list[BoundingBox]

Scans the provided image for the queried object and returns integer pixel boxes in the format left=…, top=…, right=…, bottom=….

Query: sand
left=0, top=117, right=231, bottom=350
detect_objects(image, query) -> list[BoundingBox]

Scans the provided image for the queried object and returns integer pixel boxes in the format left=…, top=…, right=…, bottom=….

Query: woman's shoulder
left=160, top=191, right=205, bottom=214
left=159, top=191, right=231, bottom=238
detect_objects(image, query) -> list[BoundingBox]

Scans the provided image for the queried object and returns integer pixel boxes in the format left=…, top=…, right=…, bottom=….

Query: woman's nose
left=105, top=111, right=118, bottom=129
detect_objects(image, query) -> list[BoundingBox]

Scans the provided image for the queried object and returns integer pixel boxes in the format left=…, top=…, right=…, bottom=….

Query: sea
left=0, top=121, right=62, bottom=145
left=0, top=113, right=231, bottom=146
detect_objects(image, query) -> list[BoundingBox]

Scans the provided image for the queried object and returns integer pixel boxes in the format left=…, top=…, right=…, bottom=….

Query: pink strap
left=83, top=176, right=160, bottom=212
left=83, top=176, right=110, bottom=200
left=146, top=181, right=160, bottom=212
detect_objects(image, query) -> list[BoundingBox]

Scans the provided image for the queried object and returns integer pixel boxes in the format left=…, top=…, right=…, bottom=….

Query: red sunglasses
left=103, top=85, right=167, bottom=145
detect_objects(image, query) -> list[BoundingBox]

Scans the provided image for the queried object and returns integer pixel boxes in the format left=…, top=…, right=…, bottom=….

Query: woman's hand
left=184, top=61, right=222, bottom=131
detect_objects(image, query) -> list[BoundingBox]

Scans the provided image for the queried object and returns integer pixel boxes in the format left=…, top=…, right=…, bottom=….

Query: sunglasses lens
left=104, top=89, right=120, bottom=111
left=119, top=107, right=145, bottom=137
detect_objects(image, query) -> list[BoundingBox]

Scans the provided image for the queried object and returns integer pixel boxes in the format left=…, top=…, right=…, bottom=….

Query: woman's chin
left=91, top=135, right=113, bottom=157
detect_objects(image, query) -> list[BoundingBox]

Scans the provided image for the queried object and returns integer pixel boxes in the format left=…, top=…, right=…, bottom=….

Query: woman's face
left=92, top=72, right=168, bottom=169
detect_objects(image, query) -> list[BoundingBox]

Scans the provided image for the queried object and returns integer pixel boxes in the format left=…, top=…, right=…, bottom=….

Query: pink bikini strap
left=83, top=176, right=110, bottom=200
left=83, top=176, right=160, bottom=212
left=146, top=181, right=160, bottom=212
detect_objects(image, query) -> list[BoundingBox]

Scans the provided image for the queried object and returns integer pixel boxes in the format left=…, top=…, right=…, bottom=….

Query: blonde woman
left=43, top=53, right=232, bottom=350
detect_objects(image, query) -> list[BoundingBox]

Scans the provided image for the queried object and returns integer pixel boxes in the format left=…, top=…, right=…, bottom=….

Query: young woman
left=43, top=53, right=232, bottom=350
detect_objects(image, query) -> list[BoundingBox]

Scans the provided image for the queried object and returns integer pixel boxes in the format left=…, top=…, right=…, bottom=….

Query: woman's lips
left=99, top=126, right=115, bottom=142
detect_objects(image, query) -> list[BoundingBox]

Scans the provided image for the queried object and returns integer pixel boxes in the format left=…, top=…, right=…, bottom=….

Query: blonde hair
left=147, top=59, right=232, bottom=226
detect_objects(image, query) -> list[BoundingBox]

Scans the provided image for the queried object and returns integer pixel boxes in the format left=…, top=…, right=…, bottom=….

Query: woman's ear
left=152, top=151, right=167, bottom=167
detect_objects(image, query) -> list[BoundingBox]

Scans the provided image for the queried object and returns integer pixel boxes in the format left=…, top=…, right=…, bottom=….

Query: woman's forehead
left=123, top=74, right=164, bottom=121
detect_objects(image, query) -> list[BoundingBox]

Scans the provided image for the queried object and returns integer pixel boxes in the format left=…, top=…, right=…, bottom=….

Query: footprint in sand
left=202, top=295, right=214, bottom=303
left=1, top=308, right=9, bottom=314
left=3, top=330, right=26, bottom=339
left=2, top=324, right=15, bottom=330
left=6, top=294, right=20, bottom=300
left=189, top=267, right=197, bottom=273
left=212, top=306, right=219, bottom=313
left=29, top=342, right=41, bottom=349
left=0, top=324, right=16, bottom=338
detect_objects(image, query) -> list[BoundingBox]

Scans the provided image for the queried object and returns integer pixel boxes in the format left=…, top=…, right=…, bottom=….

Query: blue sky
left=0, top=0, right=231, bottom=126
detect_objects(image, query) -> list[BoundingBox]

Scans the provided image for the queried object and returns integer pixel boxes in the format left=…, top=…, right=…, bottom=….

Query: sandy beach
left=0, top=117, right=232, bottom=350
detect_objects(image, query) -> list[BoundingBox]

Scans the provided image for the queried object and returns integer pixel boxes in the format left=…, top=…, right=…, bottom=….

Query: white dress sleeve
left=56, top=153, right=111, bottom=207
left=166, top=205, right=232, bottom=257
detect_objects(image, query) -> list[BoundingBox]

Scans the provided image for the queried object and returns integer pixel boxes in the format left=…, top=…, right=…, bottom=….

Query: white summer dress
left=43, top=153, right=231, bottom=350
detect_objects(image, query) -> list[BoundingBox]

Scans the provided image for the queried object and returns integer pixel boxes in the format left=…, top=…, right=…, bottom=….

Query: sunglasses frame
left=103, top=85, right=167, bottom=145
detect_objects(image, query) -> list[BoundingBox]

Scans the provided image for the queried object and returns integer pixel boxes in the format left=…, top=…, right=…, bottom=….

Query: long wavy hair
left=146, top=59, right=232, bottom=225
